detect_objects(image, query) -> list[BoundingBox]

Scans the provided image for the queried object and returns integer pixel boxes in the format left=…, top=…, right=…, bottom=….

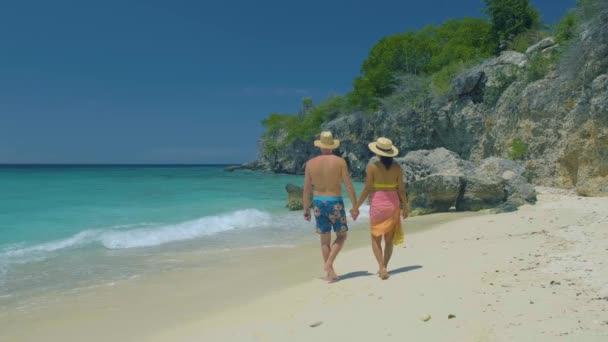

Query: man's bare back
left=303, top=153, right=357, bottom=211
left=305, top=154, right=347, bottom=196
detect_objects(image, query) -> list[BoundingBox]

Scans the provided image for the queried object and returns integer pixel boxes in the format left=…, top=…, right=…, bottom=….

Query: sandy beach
left=150, top=188, right=608, bottom=342
left=2, top=188, right=606, bottom=341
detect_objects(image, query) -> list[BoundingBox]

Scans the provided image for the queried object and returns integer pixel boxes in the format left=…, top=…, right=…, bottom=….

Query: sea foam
left=100, top=209, right=271, bottom=249
left=0, top=209, right=272, bottom=265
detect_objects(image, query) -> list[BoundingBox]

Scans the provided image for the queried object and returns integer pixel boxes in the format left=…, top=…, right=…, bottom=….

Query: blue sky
left=0, top=0, right=576, bottom=164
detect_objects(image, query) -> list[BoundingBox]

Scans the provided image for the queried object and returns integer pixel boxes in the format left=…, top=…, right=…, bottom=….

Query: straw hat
left=368, top=137, right=399, bottom=157
left=314, top=131, right=340, bottom=150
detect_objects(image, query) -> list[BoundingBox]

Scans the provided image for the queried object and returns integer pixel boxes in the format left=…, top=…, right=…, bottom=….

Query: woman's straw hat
left=368, top=137, right=399, bottom=157
left=314, top=131, right=340, bottom=150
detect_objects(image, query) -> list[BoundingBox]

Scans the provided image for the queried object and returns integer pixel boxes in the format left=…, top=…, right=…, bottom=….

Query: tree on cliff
left=484, top=0, right=541, bottom=51
left=350, top=18, right=493, bottom=110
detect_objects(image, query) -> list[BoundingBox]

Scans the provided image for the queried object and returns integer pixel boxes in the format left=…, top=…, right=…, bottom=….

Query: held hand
left=304, top=209, right=311, bottom=222
left=350, top=208, right=359, bottom=221
left=401, top=208, right=409, bottom=219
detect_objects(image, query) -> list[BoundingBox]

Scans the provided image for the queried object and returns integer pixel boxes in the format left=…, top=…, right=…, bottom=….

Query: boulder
left=396, top=148, right=470, bottom=215
left=286, top=183, right=307, bottom=210
left=525, top=37, right=556, bottom=55
left=495, top=51, right=528, bottom=68
left=398, top=148, right=473, bottom=180
left=479, top=157, right=537, bottom=204
left=407, top=175, right=463, bottom=215
left=457, top=173, right=507, bottom=211
left=577, top=176, right=608, bottom=197
left=394, top=149, right=537, bottom=214
left=451, top=67, right=484, bottom=97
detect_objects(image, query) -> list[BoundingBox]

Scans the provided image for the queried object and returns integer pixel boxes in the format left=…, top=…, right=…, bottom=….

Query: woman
left=351, top=137, right=408, bottom=280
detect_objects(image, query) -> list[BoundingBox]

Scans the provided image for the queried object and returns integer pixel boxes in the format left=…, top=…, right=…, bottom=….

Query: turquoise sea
left=0, top=165, right=365, bottom=307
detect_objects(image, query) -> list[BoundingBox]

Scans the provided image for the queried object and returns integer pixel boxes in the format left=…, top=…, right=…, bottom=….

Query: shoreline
left=0, top=209, right=477, bottom=341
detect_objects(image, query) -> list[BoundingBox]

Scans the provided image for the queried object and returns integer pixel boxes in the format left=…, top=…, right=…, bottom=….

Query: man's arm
left=303, top=162, right=312, bottom=221
left=397, top=165, right=409, bottom=218
left=341, top=159, right=357, bottom=208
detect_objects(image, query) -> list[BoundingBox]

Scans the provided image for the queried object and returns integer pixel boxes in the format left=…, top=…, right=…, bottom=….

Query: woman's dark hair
left=380, top=156, right=393, bottom=169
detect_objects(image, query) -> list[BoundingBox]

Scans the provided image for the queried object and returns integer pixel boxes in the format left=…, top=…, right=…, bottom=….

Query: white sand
left=151, top=188, right=608, bottom=341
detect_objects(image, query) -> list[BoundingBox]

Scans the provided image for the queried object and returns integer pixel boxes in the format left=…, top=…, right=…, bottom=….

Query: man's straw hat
left=314, top=131, right=340, bottom=150
left=368, top=137, right=399, bottom=157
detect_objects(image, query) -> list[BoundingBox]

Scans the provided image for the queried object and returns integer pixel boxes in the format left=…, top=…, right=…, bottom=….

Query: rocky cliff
left=253, top=8, right=608, bottom=197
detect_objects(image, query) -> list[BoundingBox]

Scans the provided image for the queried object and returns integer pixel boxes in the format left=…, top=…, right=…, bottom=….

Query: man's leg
left=324, top=232, right=347, bottom=281
left=320, top=232, right=331, bottom=265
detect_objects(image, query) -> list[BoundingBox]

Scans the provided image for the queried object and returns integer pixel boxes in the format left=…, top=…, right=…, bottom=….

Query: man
left=303, top=131, right=358, bottom=282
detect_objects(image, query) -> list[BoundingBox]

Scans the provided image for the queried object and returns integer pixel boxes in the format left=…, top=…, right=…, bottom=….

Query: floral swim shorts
left=312, top=196, right=348, bottom=234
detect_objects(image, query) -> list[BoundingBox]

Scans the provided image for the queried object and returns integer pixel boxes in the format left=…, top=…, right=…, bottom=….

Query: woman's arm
left=354, top=164, right=374, bottom=210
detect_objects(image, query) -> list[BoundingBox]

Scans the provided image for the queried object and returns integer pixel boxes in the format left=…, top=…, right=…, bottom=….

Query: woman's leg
left=372, top=234, right=390, bottom=280
left=383, top=229, right=395, bottom=270
left=371, top=234, right=385, bottom=272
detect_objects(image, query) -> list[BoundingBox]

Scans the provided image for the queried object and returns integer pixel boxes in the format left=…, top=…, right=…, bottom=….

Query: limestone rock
left=223, top=161, right=260, bottom=172
left=396, top=148, right=469, bottom=215
left=286, top=183, right=306, bottom=211
left=457, top=172, right=507, bottom=211
left=495, top=51, right=528, bottom=68
left=396, top=149, right=536, bottom=214
left=525, top=37, right=556, bottom=55
left=408, top=175, right=463, bottom=215
left=478, top=157, right=537, bottom=209
left=451, top=67, right=484, bottom=97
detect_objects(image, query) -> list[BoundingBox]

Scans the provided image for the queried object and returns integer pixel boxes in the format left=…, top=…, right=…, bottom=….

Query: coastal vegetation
left=262, top=0, right=571, bottom=152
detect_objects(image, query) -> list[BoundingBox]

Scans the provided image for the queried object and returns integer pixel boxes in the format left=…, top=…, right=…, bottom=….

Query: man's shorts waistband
left=313, top=196, right=343, bottom=201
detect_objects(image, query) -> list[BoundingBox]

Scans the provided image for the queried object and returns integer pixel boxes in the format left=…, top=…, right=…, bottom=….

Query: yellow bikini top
left=373, top=183, right=397, bottom=189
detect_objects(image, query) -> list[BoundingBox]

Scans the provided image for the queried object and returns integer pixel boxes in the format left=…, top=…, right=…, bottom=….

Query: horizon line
left=0, top=163, right=246, bottom=167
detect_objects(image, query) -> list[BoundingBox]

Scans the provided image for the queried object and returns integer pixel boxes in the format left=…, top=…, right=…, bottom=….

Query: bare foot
left=324, top=265, right=339, bottom=282
left=379, top=268, right=390, bottom=280
left=322, top=275, right=338, bottom=282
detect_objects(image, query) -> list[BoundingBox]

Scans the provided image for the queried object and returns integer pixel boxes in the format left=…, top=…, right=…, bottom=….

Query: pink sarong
left=370, top=191, right=404, bottom=245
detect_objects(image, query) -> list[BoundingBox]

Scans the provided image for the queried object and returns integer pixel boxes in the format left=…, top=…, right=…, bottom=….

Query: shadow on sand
left=337, top=271, right=374, bottom=281
left=389, top=265, right=423, bottom=275
left=336, top=265, right=423, bottom=282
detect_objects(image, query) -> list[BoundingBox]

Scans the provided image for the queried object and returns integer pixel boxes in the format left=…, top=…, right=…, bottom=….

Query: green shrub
left=431, top=62, right=467, bottom=94
left=526, top=49, right=560, bottom=82
left=260, top=95, right=350, bottom=153
left=379, top=74, right=432, bottom=112
left=509, top=138, right=528, bottom=159
left=260, top=113, right=294, bottom=155
left=555, top=11, right=577, bottom=44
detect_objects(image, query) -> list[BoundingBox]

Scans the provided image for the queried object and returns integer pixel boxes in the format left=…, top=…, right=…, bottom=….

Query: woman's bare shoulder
left=367, top=161, right=381, bottom=170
